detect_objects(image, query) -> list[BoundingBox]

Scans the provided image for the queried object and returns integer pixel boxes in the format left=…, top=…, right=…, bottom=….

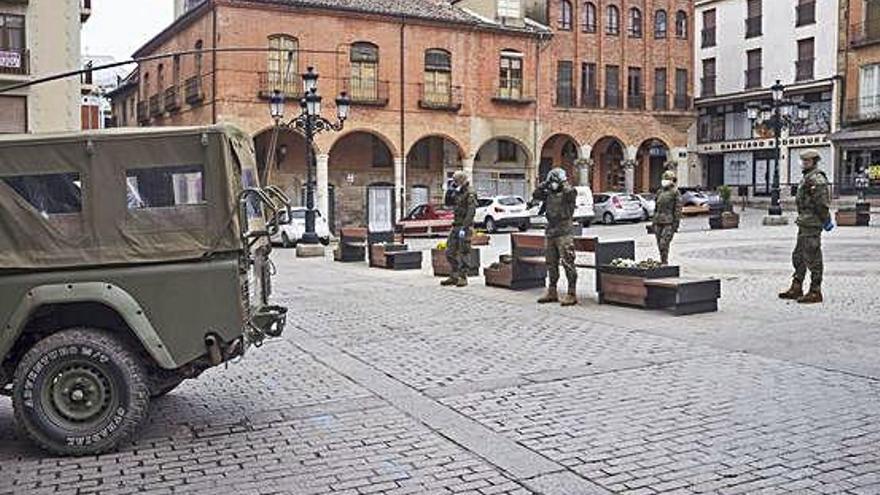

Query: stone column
left=623, top=159, right=637, bottom=194
left=394, top=157, right=406, bottom=219
left=575, top=158, right=594, bottom=187
left=462, top=157, right=475, bottom=179
left=316, top=154, right=330, bottom=220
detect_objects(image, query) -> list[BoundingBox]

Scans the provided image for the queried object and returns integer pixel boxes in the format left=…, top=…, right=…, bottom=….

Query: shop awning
left=830, top=124, right=880, bottom=146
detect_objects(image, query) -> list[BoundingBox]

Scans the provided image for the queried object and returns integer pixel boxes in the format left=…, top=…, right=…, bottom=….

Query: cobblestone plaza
left=1, top=210, right=879, bottom=495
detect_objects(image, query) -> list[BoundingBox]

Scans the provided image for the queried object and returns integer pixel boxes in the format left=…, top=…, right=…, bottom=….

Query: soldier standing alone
left=532, top=168, right=578, bottom=306
left=441, top=171, right=477, bottom=287
left=653, top=170, right=682, bottom=266
left=779, top=149, right=833, bottom=304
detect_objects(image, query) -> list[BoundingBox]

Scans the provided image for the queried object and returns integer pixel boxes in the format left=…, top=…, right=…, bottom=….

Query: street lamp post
left=747, top=80, right=810, bottom=216
left=269, top=67, right=350, bottom=244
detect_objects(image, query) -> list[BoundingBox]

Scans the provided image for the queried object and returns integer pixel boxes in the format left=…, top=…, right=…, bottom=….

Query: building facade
left=121, top=0, right=693, bottom=231
left=831, top=0, right=880, bottom=197
left=693, top=0, right=839, bottom=196
left=0, top=0, right=89, bottom=133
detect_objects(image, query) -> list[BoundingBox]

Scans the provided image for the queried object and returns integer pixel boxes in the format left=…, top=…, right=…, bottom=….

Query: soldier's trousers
left=654, top=224, right=676, bottom=264
left=446, top=228, right=472, bottom=279
left=546, top=234, right=577, bottom=290
left=792, top=227, right=823, bottom=289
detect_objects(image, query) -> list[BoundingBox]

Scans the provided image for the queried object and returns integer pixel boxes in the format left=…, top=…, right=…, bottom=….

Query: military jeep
left=0, top=125, right=288, bottom=455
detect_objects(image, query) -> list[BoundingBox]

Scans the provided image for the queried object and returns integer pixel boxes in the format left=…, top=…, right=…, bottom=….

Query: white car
left=475, top=196, right=530, bottom=233
left=593, top=192, right=645, bottom=224
left=271, top=207, right=331, bottom=247
left=528, top=186, right=595, bottom=227
left=636, top=193, right=656, bottom=220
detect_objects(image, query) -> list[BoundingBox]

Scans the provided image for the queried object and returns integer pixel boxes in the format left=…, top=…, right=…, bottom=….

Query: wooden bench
left=598, top=265, right=681, bottom=306
left=645, top=277, right=721, bottom=315
left=368, top=241, right=423, bottom=270
left=334, top=227, right=368, bottom=262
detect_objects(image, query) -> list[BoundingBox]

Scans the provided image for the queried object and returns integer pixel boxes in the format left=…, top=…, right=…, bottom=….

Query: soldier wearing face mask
left=441, top=171, right=477, bottom=287
left=653, top=170, right=682, bottom=266
left=531, top=168, right=578, bottom=306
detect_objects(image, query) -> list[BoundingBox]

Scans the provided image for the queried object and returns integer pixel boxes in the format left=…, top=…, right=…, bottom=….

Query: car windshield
left=290, top=209, right=307, bottom=219
left=498, top=197, right=524, bottom=206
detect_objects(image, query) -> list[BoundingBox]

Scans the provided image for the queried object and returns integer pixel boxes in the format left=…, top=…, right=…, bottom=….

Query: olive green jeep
left=0, top=125, right=289, bottom=455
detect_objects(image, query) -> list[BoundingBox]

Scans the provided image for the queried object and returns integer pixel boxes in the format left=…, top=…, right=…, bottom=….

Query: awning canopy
left=830, top=124, right=880, bottom=147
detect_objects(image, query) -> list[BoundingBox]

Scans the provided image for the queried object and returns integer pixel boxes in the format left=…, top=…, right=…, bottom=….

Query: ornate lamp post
left=269, top=67, right=350, bottom=244
left=747, top=80, right=810, bottom=217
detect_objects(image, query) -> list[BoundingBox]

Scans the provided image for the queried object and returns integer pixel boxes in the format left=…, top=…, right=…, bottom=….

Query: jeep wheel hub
left=46, top=364, right=111, bottom=423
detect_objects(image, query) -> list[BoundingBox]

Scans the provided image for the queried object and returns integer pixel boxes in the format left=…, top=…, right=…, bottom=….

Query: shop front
left=831, top=127, right=880, bottom=197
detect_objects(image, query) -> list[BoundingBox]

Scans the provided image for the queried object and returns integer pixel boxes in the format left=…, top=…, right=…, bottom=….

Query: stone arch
left=636, top=138, right=670, bottom=193
left=540, top=134, right=581, bottom=183
left=472, top=136, right=532, bottom=198
left=590, top=136, right=627, bottom=192
left=253, top=127, right=316, bottom=203
left=327, top=129, right=397, bottom=229
left=406, top=134, right=465, bottom=207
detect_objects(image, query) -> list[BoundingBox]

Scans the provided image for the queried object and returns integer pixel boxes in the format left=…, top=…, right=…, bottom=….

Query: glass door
left=367, top=185, right=394, bottom=232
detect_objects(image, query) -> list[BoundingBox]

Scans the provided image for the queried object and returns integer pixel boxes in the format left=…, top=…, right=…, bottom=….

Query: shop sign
left=0, top=51, right=22, bottom=69
left=697, top=134, right=829, bottom=154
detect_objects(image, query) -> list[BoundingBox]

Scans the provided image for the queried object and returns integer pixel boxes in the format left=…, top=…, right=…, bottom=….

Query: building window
left=581, top=62, right=598, bottom=107
left=350, top=42, right=379, bottom=101
left=142, top=73, right=150, bottom=100
left=860, top=64, right=880, bottom=116
left=583, top=2, right=597, bottom=32
left=605, top=65, right=620, bottom=108
left=746, top=0, right=762, bottom=38
left=701, top=9, right=716, bottom=48
left=654, top=10, right=667, bottom=39
left=627, top=67, right=643, bottom=109
left=559, top=0, right=573, bottom=30
left=556, top=60, right=575, bottom=107
left=702, top=58, right=716, bottom=97
left=499, top=50, right=524, bottom=100
left=0, top=95, right=27, bottom=133
left=0, top=14, right=25, bottom=51
left=796, top=38, right=815, bottom=81
left=697, top=106, right=726, bottom=143
left=172, top=54, right=181, bottom=88
left=654, top=68, right=667, bottom=110
left=745, top=49, right=762, bottom=89
left=796, top=0, right=816, bottom=26
left=498, top=0, right=521, bottom=19
left=607, top=5, right=620, bottom=35
left=675, top=68, right=689, bottom=109
left=194, top=40, right=203, bottom=79
left=675, top=11, right=688, bottom=38
left=424, top=48, right=452, bottom=105
left=268, top=35, right=299, bottom=95
left=629, top=8, right=642, bottom=38
left=498, top=139, right=518, bottom=162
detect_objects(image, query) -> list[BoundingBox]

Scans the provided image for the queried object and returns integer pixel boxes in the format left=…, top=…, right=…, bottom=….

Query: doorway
left=367, top=184, right=395, bottom=232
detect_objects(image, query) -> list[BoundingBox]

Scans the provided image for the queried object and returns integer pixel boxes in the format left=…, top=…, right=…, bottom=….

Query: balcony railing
left=581, top=91, right=600, bottom=108
left=701, top=76, right=716, bottom=97
left=418, top=84, right=462, bottom=111
left=627, top=93, right=645, bottom=110
left=185, top=76, right=204, bottom=104
left=795, top=58, right=815, bottom=82
left=164, top=86, right=180, bottom=112
left=492, top=80, right=535, bottom=104
left=796, top=1, right=815, bottom=26
left=257, top=72, right=303, bottom=100
left=0, top=48, right=29, bottom=76
left=555, top=88, right=577, bottom=108
left=136, top=101, right=149, bottom=124
left=149, top=94, right=162, bottom=117
left=850, top=19, right=880, bottom=47
left=844, top=97, right=880, bottom=123
left=605, top=91, right=621, bottom=109
left=701, top=28, right=716, bottom=48
left=653, top=93, right=668, bottom=111
left=342, top=78, right=390, bottom=106
left=745, top=16, right=762, bottom=38
left=674, top=94, right=692, bottom=110
left=744, top=68, right=762, bottom=89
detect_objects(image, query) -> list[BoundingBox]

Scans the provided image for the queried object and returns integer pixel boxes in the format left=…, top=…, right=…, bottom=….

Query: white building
left=0, top=0, right=90, bottom=133
left=693, top=0, right=839, bottom=194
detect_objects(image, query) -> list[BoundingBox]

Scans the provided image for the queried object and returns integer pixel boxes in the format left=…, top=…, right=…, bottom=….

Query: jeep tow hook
left=204, top=334, right=223, bottom=366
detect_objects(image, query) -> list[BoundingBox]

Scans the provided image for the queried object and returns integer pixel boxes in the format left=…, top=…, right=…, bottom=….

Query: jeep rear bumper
left=249, top=304, right=288, bottom=339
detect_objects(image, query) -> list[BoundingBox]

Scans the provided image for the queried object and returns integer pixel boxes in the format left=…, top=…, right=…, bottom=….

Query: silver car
left=636, top=193, right=656, bottom=220
left=593, top=192, right=645, bottom=224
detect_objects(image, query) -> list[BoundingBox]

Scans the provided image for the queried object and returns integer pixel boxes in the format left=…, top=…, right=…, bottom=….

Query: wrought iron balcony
left=795, top=58, right=814, bottom=82
left=342, top=78, right=390, bottom=106
left=744, top=68, right=762, bottom=89
left=257, top=72, right=304, bottom=100
left=850, top=19, right=880, bottom=47
left=701, top=76, right=716, bottom=97
left=418, top=84, right=462, bottom=111
left=185, top=76, right=204, bottom=104
left=604, top=92, right=621, bottom=109
left=627, top=93, right=645, bottom=110
left=580, top=91, right=600, bottom=108
left=136, top=101, right=149, bottom=124
left=554, top=88, right=577, bottom=108
left=164, top=86, right=180, bottom=112
left=674, top=94, right=691, bottom=111
left=653, top=94, right=668, bottom=111
left=844, top=97, right=880, bottom=124
left=492, top=80, right=535, bottom=104
left=149, top=94, right=162, bottom=117
left=0, top=48, right=29, bottom=76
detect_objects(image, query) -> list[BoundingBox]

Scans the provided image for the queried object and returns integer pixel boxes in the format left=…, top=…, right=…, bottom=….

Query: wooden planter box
left=598, top=265, right=681, bottom=306
left=432, top=248, right=481, bottom=277
left=709, top=212, right=740, bottom=229
left=645, top=277, right=721, bottom=315
left=836, top=209, right=870, bottom=227
left=369, top=243, right=423, bottom=270
left=471, top=234, right=490, bottom=246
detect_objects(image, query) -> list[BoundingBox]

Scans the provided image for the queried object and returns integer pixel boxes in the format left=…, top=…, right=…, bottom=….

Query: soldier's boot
left=455, top=277, right=468, bottom=287
left=537, top=287, right=558, bottom=304
left=440, top=276, right=459, bottom=286
left=778, top=280, right=803, bottom=300
left=797, top=287, right=823, bottom=304
left=559, top=289, right=578, bottom=307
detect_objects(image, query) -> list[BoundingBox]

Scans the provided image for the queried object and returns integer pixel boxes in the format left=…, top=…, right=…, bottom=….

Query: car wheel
left=281, top=232, right=294, bottom=248
left=12, top=328, right=150, bottom=456
left=518, top=222, right=529, bottom=232
left=485, top=217, right=497, bottom=233
left=603, top=212, right=614, bottom=225
left=319, top=237, right=330, bottom=246
left=582, top=220, right=592, bottom=228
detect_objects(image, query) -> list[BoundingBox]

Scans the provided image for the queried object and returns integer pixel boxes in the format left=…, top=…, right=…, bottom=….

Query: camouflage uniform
left=444, top=184, right=477, bottom=284
left=652, top=185, right=682, bottom=266
left=791, top=168, right=831, bottom=293
left=533, top=180, right=578, bottom=304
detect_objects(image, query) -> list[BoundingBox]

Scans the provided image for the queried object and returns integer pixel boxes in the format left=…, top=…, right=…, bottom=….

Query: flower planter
left=471, top=234, right=490, bottom=246
left=836, top=208, right=870, bottom=227
left=431, top=248, right=480, bottom=277
left=598, top=265, right=680, bottom=307
left=709, top=211, right=740, bottom=229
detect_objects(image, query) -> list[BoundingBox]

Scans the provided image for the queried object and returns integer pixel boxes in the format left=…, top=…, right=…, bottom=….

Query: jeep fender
left=1, top=282, right=178, bottom=369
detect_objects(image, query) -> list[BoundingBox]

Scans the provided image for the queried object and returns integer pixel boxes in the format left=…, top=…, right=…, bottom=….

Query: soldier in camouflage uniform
left=441, top=171, right=478, bottom=288
left=779, top=149, right=833, bottom=304
left=653, top=170, right=682, bottom=266
left=532, top=168, right=578, bottom=306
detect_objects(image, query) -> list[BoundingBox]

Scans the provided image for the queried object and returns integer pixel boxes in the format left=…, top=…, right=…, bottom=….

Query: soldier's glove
left=823, top=220, right=835, bottom=232
left=458, top=228, right=467, bottom=239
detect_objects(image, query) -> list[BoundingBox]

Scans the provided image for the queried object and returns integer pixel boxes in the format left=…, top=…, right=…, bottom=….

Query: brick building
left=120, top=0, right=693, bottom=231
left=832, top=0, right=880, bottom=197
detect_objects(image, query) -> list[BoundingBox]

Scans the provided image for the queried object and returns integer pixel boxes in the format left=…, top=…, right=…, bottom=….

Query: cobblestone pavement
left=1, top=209, right=879, bottom=494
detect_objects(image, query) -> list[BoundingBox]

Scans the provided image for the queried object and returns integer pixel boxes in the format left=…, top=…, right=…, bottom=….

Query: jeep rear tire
left=12, top=328, right=150, bottom=456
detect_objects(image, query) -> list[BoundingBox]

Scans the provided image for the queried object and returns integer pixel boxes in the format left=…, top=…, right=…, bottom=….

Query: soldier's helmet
left=800, top=149, right=821, bottom=162
left=662, top=170, right=677, bottom=182
left=452, top=170, right=469, bottom=185
left=547, top=168, right=568, bottom=183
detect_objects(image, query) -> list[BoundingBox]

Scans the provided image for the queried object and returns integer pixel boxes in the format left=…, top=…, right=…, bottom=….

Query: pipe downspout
left=211, top=1, right=218, bottom=125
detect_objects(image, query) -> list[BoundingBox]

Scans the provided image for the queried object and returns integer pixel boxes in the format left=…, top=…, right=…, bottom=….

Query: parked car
left=402, top=203, right=454, bottom=222
left=396, top=203, right=454, bottom=237
left=271, top=207, right=331, bottom=247
left=593, top=192, right=645, bottom=224
left=475, top=196, right=530, bottom=233
left=527, top=186, right=595, bottom=227
left=636, top=193, right=656, bottom=220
